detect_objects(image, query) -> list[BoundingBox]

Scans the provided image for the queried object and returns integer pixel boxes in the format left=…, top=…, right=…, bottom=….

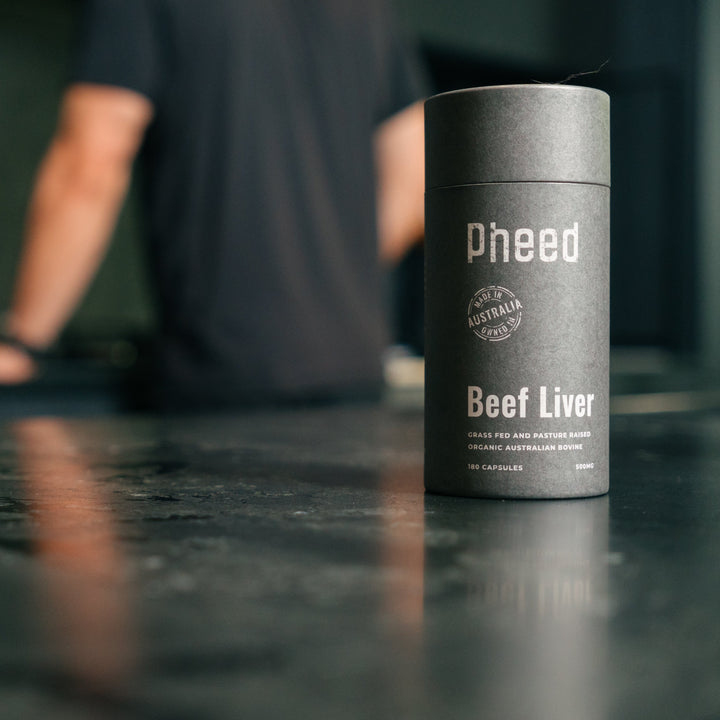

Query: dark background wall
left=0, top=0, right=713, bottom=359
left=698, top=0, right=720, bottom=366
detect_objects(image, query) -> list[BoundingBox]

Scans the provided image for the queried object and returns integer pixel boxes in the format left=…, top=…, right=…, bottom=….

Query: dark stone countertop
left=0, top=404, right=719, bottom=719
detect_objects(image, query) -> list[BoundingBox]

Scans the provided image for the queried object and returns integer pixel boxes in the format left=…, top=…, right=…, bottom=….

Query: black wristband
left=0, top=330, right=47, bottom=361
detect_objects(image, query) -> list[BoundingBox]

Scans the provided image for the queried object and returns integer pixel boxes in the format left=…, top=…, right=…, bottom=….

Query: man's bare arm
left=0, top=84, right=153, bottom=383
left=374, top=100, right=425, bottom=264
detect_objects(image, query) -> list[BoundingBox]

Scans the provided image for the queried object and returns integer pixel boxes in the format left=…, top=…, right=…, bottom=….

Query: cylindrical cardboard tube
left=424, top=85, right=610, bottom=499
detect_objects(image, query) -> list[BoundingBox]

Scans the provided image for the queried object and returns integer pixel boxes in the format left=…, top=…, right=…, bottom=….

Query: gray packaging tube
left=424, top=84, right=610, bottom=499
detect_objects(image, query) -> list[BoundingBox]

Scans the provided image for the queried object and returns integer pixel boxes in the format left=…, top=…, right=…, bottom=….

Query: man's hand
left=0, top=345, right=37, bottom=385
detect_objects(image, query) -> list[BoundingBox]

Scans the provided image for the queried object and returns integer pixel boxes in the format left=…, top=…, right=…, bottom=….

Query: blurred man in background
left=0, top=0, right=425, bottom=410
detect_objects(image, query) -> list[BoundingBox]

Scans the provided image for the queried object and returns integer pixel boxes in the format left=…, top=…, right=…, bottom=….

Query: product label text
left=467, top=222, right=579, bottom=263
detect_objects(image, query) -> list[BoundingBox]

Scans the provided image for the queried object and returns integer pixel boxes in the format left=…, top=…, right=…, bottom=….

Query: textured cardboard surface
left=425, top=85, right=610, bottom=189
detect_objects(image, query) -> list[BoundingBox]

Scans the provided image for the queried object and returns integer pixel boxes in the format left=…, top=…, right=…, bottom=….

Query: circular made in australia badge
left=468, top=286, right=522, bottom=341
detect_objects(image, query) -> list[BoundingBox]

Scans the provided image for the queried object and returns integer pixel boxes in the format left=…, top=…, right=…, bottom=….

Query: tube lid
left=425, top=84, right=610, bottom=189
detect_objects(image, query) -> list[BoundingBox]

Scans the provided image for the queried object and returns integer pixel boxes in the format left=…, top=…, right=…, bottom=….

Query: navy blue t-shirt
left=74, top=0, right=424, bottom=408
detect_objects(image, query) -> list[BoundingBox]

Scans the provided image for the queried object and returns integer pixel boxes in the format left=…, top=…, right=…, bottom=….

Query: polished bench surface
left=1, top=404, right=719, bottom=719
